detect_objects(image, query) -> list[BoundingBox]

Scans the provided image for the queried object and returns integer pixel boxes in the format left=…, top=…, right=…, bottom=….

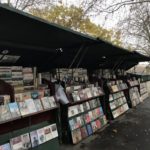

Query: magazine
left=10, top=136, right=22, bottom=150
left=37, top=128, right=46, bottom=144
left=21, top=133, right=31, bottom=150
left=30, top=130, right=39, bottom=148
left=18, top=102, right=30, bottom=116
left=0, top=143, right=11, bottom=150
left=25, top=99, right=37, bottom=114
left=44, top=125, right=53, bottom=141
left=50, top=124, right=58, bottom=138
left=8, top=102, right=21, bottom=118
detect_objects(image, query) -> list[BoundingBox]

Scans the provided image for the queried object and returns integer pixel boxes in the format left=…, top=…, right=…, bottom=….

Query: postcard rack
left=60, top=85, right=108, bottom=144
left=103, top=78, right=129, bottom=120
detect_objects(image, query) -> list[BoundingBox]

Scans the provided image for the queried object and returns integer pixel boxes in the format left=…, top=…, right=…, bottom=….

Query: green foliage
left=30, top=5, right=122, bottom=46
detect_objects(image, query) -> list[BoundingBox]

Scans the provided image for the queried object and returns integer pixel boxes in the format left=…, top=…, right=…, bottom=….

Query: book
left=80, top=126, right=88, bottom=139
left=95, top=119, right=101, bottom=129
left=15, top=93, right=23, bottom=102
left=0, top=105, right=12, bottom=122
left=31, top=91, right=39, bottom=99
left=25, top=99, right=37, bottom=114
left=91, top=121, right=98, bottom=132
left=8, top=102, right=21, bottom=118
left=0, top=143, right=11, bottom=150
left=21, top=133, right=31, bottom=150
left=69, top=119, right=75, bottom=130
left=68, top=106, right=78, bottom=118
left=44, top=125, right=53, bottom=141
left=22, top=92, right=31, bottom=101
left=10, top=136, right=22, bottom=150
left=76, top=116, right=84, bottom=127
left=71, top=129, right=82, bottom=144
left=30, top=130, right=39, bottom=148
left=72, top=91, right=80, bottom=102
left=34, top=99, right=43, bottom=112
left=37, top=128, right=46, bottom=144
left=41, top=97, right=51, bottom=110
left=47, top=96, right=57, bottom=108
left=18, top=102, right=30, bottom=116
left=86, top=124, right=93, bottom=135
left=83, top=113, right=91, bottom=124
left=50, top=123, right=58, bottom=138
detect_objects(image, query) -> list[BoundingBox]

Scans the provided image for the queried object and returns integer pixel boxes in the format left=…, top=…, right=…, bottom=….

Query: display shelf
left=103, top=79, right=129, bottom=120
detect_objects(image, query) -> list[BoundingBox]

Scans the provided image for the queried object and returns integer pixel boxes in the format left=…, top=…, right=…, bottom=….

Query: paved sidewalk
left=60, top=98, right=150, bottom=150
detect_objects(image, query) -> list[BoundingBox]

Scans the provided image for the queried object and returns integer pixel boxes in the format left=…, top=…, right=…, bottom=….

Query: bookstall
left=0, top=3, right=150, bottom=148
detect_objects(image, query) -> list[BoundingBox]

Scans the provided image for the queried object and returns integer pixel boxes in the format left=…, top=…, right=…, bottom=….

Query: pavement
left=60, top=98, right=150, bottom=150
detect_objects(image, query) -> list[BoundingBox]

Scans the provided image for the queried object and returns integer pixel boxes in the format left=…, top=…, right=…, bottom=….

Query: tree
left=30, top=5, right=122, bottom=46
left=0, top=0, right=54, bottom=11
left=119, top=2, right=150, bottom=55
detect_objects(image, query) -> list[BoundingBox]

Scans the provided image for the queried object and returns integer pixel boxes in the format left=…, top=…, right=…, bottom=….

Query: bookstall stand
left=0, top=81, right=60, bottom=150
left=103, top=78, right=129, bottom=120
left=124, top=76, right=141, bottom=108
left=60, top=85, right=108, bottom=144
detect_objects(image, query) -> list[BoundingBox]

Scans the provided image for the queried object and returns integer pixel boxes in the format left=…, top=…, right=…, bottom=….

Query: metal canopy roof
left=0, top=4, right=149, bottom=71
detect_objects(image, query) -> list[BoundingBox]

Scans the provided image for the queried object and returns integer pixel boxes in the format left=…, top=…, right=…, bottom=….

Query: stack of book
left=0, top=123, right=58, bottom=150
left=56, top=68, right=88, bottom=82
left=23, top=67, right=34, bottom=90
left=0, top=95, right=57, bottom=123
left=107, top=80, right=128, bottom=93
left=0, top=67, right=12, bottom=84
left=109, top=91, right=129, bottom=119
left=11, top=66, right=24, bottom=93
left=140, top=82, right=149, bottom=101
left=129, top=87, right=141, bottom=107
left=68, top=99, right=107, bottom=144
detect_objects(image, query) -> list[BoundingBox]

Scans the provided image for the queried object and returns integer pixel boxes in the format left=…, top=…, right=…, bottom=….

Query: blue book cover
left=8, top=102, right=21, bottom=118
left=0, top=143, right=11, bottom=150
left=86, top=124, right=93, bottom=135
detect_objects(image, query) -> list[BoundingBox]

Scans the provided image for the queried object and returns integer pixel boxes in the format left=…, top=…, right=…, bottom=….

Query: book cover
left=85, top=88, right=92, bottom=98
left=34, top=99, right=43, bottom=112
left=31, top=91, right=39, bottom=100
left=83, top=113, right=91, bottom=124
left=25, top=99, right=37, bottom=114
left=15, top=93, right=23, bottom=102
left=72, top=91, right=80, bottom=102
left=38, top=90, right=45, bottom=99
left=21, top=133, right=31, bottom=150
left=86, top=124, right=93, bottom=136
left=10, top=136, right=22, bottom=150
left=0, top=143, right=11, bottom=150
left=99, top=106, right=104, bottom=116
left=76, top=116, right=84, bottom=127
left=95, top=119, right=101, bottom=129
left=78, top=90, right=85, bottom=100
left=22, top=92, right=31, bottom=101
left=50, top=124, right=58, bottom=138
left=71, top=129, right=82, bottom=144
left=0, top=105, right=12, bottom=122
left=18, top=102, right=30, bottom=116
left=47, top=96, right=57, bottom=108
left=44, top=125, right=53, bottom=141
left=41, top=97, right=51, bottom=110
left=68, top=106, right=78, bottom=117
left=37, top=128, right=46, bottom=144
left=30, top=130, right=39, bottom=148
left=80, top=126, right=88, bottom=139
left=91, top=121, right=98, bottom=132
left=88, top=111, right=93, bottom=121
left=8, top=102, right=21, bottom=118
